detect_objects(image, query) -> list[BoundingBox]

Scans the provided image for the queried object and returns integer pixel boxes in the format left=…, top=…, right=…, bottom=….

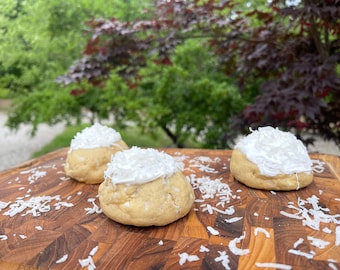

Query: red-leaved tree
left=58, top=0, right=340, bottom=146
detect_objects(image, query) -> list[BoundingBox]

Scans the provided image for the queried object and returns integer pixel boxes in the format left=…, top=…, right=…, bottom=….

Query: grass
left=32, top=124, right=201, bottom=158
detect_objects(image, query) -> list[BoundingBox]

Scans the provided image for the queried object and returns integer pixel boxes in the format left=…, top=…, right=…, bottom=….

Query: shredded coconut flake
left=336, top=226, right=340, bottom=246
left=184, top=154, right=238, bottom=218
left=199, top=245, right=210, bottom=252
left=20, top=168, right=36, bottom=174
left=254, top=227, right=270, bottom=238
left=70, top=123, right=122, bottom=151
left=280, top=195, right=340, bottom=231
left=54, top=201, right=74, bottom=210
left=85, top=199, right=102, bottom=215
left=288, top=249, right=315, bottom=259
left=201, top=204, right=235, bottom=216
left=78, top=246, right=99, bottom=270
left=228, top=232, right=250, bottom=256
left=235, top=126, right=312, bottom=176
left=224, top=216, right=243, bottom=223
left=255, top=262, right=292, bottom=270
left=207, top=226, right=219, bottom=236
left=328, top=263, right=337, bottom=270
left=78, top=257, right=96, bottom=270
left=293, top=238, right=304, bottom=249
left=105, top=147, right=182, bottom=185
left=56, top=254, right=68, bottom=264
left=323, top=227, right=332, bottom=234
left=35, top=226, right=43, bottom=231
left=20, top=167, right=48, bottom=184
left=188, top=156, right=221, bottom=174
left=0, top=201, right=11, bottom=211
left=158, top=240, right=164, bottom=246
left=221, top=206, right=235, bottom=215
left=189, top=175, right=234, bottom=201
left=28, top=170, right=46, bottom=184
left=0, top=235, right=8, bottom=241
left=89, top=246, right=99, bottom=257
left=178, top=253, right=200, bottom=265
left=307, top=236, right=330, bottom=249
left=214, top=251, right=230, bottom=270
left=2, top=195, right=73, bottom=217
left=311, top=159, right=326, bottom=173
left=201, top=203, right=214, bottom=215
left=189, top=162, right=218, bottom=174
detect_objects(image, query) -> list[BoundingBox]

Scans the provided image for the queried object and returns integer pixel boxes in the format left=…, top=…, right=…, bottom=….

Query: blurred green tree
left=0, top=0, right=151, bottom=133
left=3, top=0, right=339, bottom=147
left=58, top=0, right=339, bottom=146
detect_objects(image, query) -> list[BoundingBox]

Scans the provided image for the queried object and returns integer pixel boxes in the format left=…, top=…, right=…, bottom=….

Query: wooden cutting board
left=0, top=148, right=339, bottom=269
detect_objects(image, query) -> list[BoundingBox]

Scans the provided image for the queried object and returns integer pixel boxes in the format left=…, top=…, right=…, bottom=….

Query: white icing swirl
left=104, top=147, right=183, bottom=185
left=235, top=126, right=312, bottom=176
left=69, top=123, right=122, bottom=151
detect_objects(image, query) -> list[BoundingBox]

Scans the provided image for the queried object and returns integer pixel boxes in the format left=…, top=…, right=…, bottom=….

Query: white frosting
left=104, top=147, right=183, bottom=185
left=235, top=126, right=312, bottom=176
left=69, top=123, right=122, bottom=151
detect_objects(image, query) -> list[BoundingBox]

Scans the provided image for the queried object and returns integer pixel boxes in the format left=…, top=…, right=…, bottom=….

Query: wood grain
left=0, top=148, right=339, bottom=269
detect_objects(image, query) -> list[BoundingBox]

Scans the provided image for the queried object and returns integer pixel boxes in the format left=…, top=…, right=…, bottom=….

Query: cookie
left=230, top=149, right=313, bottom=190
left=99, top=147, right=195, bottom=226
left=230, top=126, right=313, bottom=191
left=64, top=123, right=128, bottom=184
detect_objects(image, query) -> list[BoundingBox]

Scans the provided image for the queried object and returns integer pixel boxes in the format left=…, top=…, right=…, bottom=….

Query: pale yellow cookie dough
left=99, top=170, right=195, bottom=226
left=64, top=140, right=128, bottom=184
left=230, top=149, right=313, bottom=191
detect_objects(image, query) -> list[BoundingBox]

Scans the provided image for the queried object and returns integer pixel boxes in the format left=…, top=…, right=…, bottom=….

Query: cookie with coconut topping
left=230, top=126, right=313, bottom=190
left=64, top=123, right=129, bottom=184
left=98, top=147, right=195, bottom=226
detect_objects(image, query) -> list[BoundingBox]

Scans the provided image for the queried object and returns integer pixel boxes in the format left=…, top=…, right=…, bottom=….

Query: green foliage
left=1, top=0, right=153, bottom=133
left=0, top=88, right=10, bottom=99
left=55, top=39, right=244, bottom=148
left=63, top=72, right=140, bottom=126
left=59, top=0, right=339, bottom=145
left=1, top=0, right=248, bottom=147
left=8, top=0, right=337, bottom=150
left=6, top=88, right=80, bottom=134
left=137, top=40, right=245, bottom=148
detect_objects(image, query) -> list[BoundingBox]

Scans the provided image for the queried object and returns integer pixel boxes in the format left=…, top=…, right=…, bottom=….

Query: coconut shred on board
left=175, top=153, right=336, bottom=267
left=2, top=195, right=74, bottom=217
left=280, top=195, right=340, bottom=231
left=19, top=165, right=58, bottom=184
left=0, top=160, right=105, bottom=218
left=78, top=245, right=98, bottom=270
left=0, top=149, right=333, bottom=268
left=180, top=154, right=246, bottom=234
left=175, top=153, right=241, bottom=216
left=279, top=194, right=340, bottom=262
